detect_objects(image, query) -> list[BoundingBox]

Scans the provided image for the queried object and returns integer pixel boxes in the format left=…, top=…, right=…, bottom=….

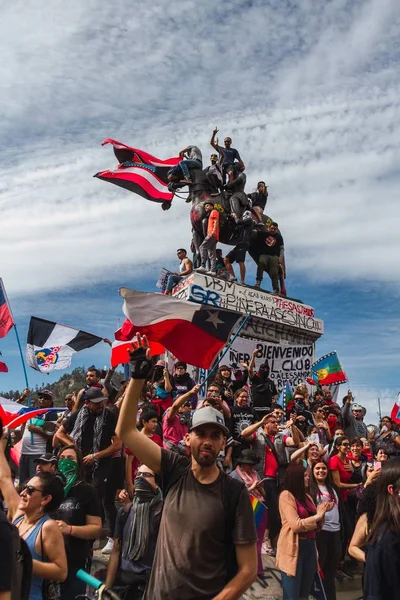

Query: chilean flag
left=111, top=338, right=165, bottom=367
left=0, top=279, right=14, bottom=339
left=115, top=288, right=242, bottom=370
left=391, top=393, right=400, bottom=424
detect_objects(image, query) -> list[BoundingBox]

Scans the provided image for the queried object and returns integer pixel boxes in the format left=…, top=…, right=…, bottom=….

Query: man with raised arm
left=116, top=335, right=258, bottom=600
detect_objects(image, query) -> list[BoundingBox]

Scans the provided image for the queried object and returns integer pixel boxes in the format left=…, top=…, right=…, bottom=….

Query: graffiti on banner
left=228, top=337, right=314, bottom=390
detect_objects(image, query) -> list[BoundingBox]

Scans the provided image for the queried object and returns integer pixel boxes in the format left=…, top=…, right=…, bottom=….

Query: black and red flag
left=94, top=139, right=180, bottom=204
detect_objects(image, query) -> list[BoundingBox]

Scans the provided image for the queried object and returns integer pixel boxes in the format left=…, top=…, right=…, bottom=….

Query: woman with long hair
left=55, top=444, right=102, bottom=600
left=309, top=461, right=342, bottom=600
left=0, top=431, right=67, bottom=600
left=290, top=441, right=323, bottom=468
left=328, top=436, right=360, bottom=501
left=212, top=364, right=248, bottom=407
left=276, top=464, right=332, bottom=600
left=230, top=449, right=267, bottom=574
left=364, top=458, right=400, bottom=598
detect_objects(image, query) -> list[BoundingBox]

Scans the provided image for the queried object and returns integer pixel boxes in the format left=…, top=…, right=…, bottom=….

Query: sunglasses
left=21, top=485, right=43, bottom=496
left=136, top=472, right=154, bottom=478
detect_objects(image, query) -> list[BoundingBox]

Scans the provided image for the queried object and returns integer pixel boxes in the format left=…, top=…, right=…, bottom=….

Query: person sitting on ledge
left=164, top=249, right=193, bottom=296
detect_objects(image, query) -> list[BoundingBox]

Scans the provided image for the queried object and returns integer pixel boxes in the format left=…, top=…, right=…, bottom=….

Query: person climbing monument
left=164, top=249, right=193, bottom=295
left=224, top=211, right=254, bottom=284
left=205, top=153, right=224, bottom=196
left=167, top=145, right=203, bottom=185
left=225, top=163, right=248, bottom=217
left=254, top=221, right=284, bottom=293
left=195, top=201, right=220, bottom=276
left=248, top=181, right=269, bottom=223
left=210, top=128, right=244, bottom=183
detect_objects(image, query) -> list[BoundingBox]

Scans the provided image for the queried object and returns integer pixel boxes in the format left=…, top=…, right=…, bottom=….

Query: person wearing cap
left=205, top=153, right=224, bottom=196
left=35, top=453, right=58, bottom=474
left=171, top=361, right=197, bottom=408
left=116, top=336, right=258, bottom=600
left=247, top=181, right=269, bottom=223
left=210, top=127, right=244, bottom=183
left=230, top=449, right=267, bottom=575
left=248, top=349, right=278, bottom=415
left=162, top=384, right=201, bottom=453
left=342, top=392, right=368, bottom=440
left=19, top=389, right=58, bottom=485
left=224, top=210, right=254, bottom=283
left=55, top=386, right=122, bottom=549
left=195, top=200, right=220, bottom=276
left=73, top=366, right=103, bottom=412
left=164, top=249, right=193, bottom=296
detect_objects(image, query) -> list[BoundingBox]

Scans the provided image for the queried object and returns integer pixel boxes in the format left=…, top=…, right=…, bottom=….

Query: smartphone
left=308, top=434, right=320, bottom=444
left=374, top=461, right=381, bottom=471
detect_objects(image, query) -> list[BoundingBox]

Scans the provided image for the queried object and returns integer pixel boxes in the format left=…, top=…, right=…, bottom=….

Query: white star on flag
left=205, top=310, right=224, bottom=328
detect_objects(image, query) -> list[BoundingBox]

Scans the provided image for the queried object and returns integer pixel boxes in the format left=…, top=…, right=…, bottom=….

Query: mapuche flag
left=311, top=351, right=347, bottom=386
left=94, top=139, right=180, bottom=204
left=27, top=317, right=103, bottom=373
left=115, top=288, right=242, bottom=370
left=0, top=279, right=14, bottom=338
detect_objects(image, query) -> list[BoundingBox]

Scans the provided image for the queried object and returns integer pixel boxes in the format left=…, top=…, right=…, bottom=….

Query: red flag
left=391, top=394, right=400, bottom=425
left=0, top=361, right=8, bottom=373
left=0, top=280, right=14, bottom=339
left=115, top=288, right=241, bottom=370
left=111, top=338, right=165, bottom=367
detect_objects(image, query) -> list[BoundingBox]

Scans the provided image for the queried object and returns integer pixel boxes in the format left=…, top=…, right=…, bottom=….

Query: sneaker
left=101, top=537, right=114, bottom=555
left=206, top=271, right=217, bottom=276
left=195, top=266, right=207, bottom=273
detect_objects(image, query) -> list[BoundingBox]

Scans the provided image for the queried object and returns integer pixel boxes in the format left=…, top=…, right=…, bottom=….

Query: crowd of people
left=0, top=343, right=399, bottom=599
left=163, top=128, right=285, bottom=293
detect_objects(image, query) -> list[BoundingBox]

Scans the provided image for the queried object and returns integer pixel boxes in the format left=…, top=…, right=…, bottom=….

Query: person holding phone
left=373, top=416, right=400, bottom=457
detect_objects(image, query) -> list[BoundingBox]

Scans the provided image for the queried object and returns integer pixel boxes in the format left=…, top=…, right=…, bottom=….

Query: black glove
left=129, top=347, right=153, bottom=379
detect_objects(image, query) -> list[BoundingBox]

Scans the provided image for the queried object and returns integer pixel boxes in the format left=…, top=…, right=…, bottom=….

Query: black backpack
left=11, top=523, right=32, bottom=600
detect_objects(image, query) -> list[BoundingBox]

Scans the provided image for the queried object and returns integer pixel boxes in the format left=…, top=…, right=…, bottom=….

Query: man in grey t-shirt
left=116, top=337, right=258, bottom=600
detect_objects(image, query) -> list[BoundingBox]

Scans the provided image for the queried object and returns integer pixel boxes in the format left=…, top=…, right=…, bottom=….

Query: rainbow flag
left=250, top=495, right=268, bottom=528
left=311, top=351, right=347, bottom=386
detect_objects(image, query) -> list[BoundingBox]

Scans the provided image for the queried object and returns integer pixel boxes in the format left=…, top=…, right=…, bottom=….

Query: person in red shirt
left=125, top=408, right=163, bottom=499
left=328, top=436, right=360, bottom=502
left=195, top=201, right=220, bottom=276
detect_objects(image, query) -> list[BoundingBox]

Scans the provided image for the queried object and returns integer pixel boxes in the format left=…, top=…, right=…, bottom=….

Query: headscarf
left=58, top=457, right=78, bottom=496
left=122, top=476, right=163, bottom=561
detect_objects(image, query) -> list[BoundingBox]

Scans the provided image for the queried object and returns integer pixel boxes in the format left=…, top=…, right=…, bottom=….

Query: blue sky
left=1, top=1, right=399, bottom=421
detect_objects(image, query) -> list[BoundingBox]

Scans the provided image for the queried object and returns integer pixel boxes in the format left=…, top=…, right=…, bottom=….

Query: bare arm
left=125, top=453, right=134, bottom=497
left=248, top=349, right=257, bottom=378
left=163, top=369, right=173, bottom=393
left=241, top=419, right=264, bottom=439
left=348, top=513, right=368, bottom=563
left=210, top=128, right=219, bottom=151
left=0, top=436, right=21, bottom=521
left=33, top=519, right=67, bottom=582
left=54, top=424, right=74, bottom=447
left=212, top=542, right=257, bottom=600
left=94, top=435, right=122, bottom=460
left=330, top=469, right=359, bottom=490
left=71, top=515, right=102, bottom=540
left=290, top=443, right=309, bottom=464
left=72, top=389, right=85, bottom=412
left=169, top=385, right=200, bottom=420
left=105, top=538, right=120, bottom=588
left=116, top=378, right=162, bottom=475
left=180, top=258, right=193, bottom=276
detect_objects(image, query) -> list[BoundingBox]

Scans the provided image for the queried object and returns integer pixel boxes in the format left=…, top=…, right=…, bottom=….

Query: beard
left=192, top=445, right=218, bottom=467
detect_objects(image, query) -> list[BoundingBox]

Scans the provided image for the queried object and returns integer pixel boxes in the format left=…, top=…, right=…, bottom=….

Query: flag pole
left=201, top=313, right=252, bottom=388
left=0, top=279, right=30, bottom=405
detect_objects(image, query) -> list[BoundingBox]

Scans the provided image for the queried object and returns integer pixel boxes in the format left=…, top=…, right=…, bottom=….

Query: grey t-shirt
left=186, top=145, right=202, bottom=163
left=144, top=449, right=257, bottom=600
